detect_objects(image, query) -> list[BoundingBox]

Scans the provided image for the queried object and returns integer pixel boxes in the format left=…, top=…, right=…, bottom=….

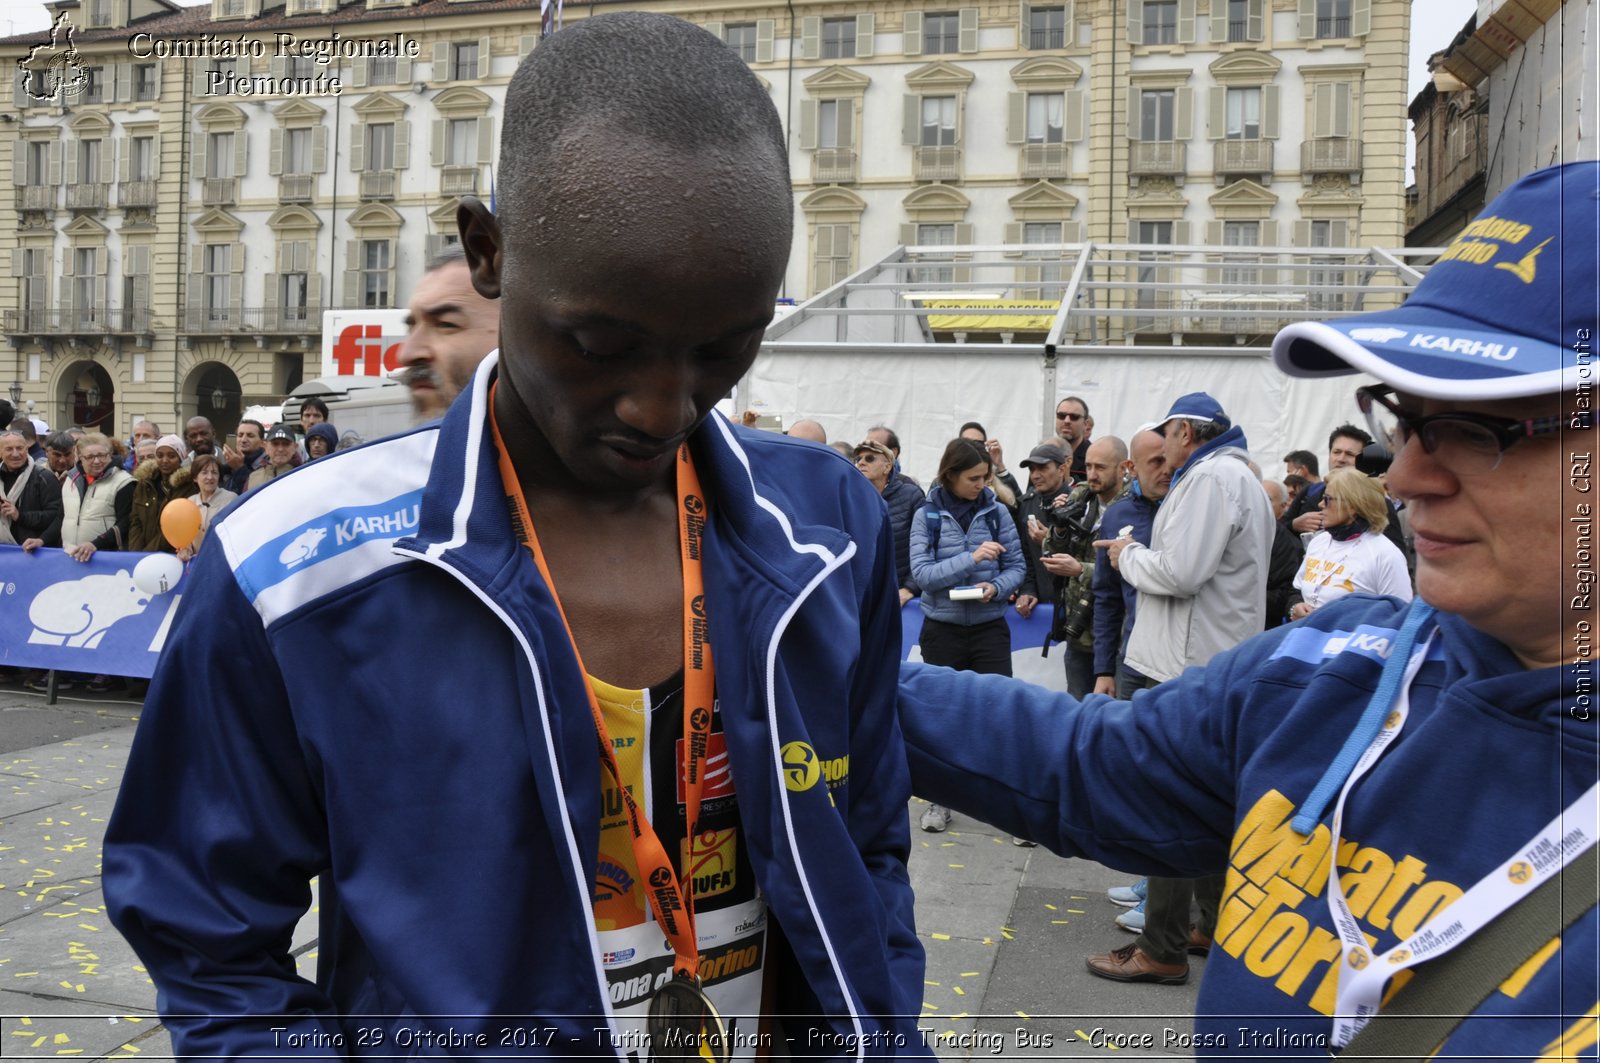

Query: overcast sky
left=7, top=0, right=1479, bottom=181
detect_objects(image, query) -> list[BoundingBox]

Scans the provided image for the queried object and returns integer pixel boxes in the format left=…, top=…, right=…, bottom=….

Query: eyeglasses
left=80, top=451, right=111, bottom=463
left=1356, top=384, right=1580, bottom=477
left=1057, top=411, right=1085, bottom=422
left=1319, top=495, right=1343, bottom=507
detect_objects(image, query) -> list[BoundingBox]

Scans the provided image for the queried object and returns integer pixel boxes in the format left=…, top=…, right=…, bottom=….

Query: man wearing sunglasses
left=1055, top=396, right=1092, bottom=481
left=898, top=161, right=1595, bottom=1055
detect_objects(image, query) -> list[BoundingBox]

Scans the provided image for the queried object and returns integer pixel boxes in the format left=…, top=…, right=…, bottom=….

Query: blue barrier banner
left=0, top=545, right=188, bottom=678
left=899, top=600, right=1055, bottom=659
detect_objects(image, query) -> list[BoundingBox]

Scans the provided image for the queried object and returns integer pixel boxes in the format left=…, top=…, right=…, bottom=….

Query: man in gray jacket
left=1086, top=391, right=1274, bottom=984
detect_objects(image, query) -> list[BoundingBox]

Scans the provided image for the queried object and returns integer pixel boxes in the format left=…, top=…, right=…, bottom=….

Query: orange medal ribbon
left=489, top=389, right=715, bottom=984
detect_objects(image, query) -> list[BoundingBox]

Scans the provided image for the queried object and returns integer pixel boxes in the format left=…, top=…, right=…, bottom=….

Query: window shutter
left=857, top=13, right=875, bottom=56
left=1064, top=0, right=1075, bottom=35
left=904, top=11, right=923, bottom=55
left=59, top=251, right=73, bottom=317
left=900, top=223, right=918, bottom=247
left=838, top=99, right=855, bottom=147
left=294, top=240, right=310, bottom=273
left=47, top=142, right=61, bottom=185
left=352, top=58, right=369, bottom=88
left=271, top=56, right=287, bottom=79
left=188, top=243, right=204, bottom=317
left=903, top=95, right=921, bottom=146
left=1330, top=219, right=1348, bottom=246
left=755, top=20, right=775, bottom=62
left=1062, top=220, right=1082, bottom=242
left=1260, top=219, right=1277, bottom=247
left=434, top=42, right=451, bottom=81
left=307, top=270, right=323, bottom=312
left=477, top=38, right=492, bottom=79
left=65, top=141, right=79, bottom=185
left=425, top=234, right=445, bottom=259
left=193, top=128, right=207, bottom=178
left=312, top=125, right=328, bottom=172
left=1208, top=87, right=1225, bottom=139
left=1018, top=1, right=1031, bottom=46
left=132, top=247, right=151, bottom=313
left=394, top=121, right=411, bottom=169
left=705, top=21, right=724, bottom=40
left=801, top=16, right=821, bottom=59
left=1126, top=92, right=1141, bottom=140
left=1174, top=220, right=1191, bottom=245
left=953, top=223, right=974, bottom=283
left=229, top=242, right=244, bottom=318
left=1005, top=222, right=1023, bottom=245
left=351, top=124, right=367, bottom=171
left=343, top=240, right=361, bottom=308
left=113, top=62, right=130, bottom=102
left=518, top=35, right=535, bottom=58
left=1311, top=83, right=1330, bottom=138
left=1334, top=84, right=1351, bottom=137
left=118, top=137, right=130, bottom=181
left=384, top=243, right=396, bottom=305
left=953, top=94, right=966, bottom=144
left=958, top=7, right=979, bottom=52
left=1211, top=1, right=1227, bottom=44
left=800, top=99, right=819, bottom=150
left=431, top=119, right=447, bottom=166
left=1248, top=0, right=1264, bottom=39
left=235, top=131, right=248, bottom=175
left=476, top=116, right=495, bottom=164
left=955, top=223, right=974, bottom=245
left=1065, top=89, right=1086, bottom=141
left=1298, top=0, right=1315, bottom=38
left=811, top=227, right=833, bottom=294
left=1292, top=219, right=1310, bottom=246
left=397, top=57, right=413, bottom=83
left=99, top=140, right=114, bottom=183
left=12, top=142, right=25, bottom=186
left=269, top=128, right=284, bottom=175
left=1126, top=218, right=1141, bottom=243
left=192, top=65, right=210, bottom=96
left=264, top=265, right=279, bottom=311
left=1262, top=84, right=1280, bottom=138
left=1352, top=0, right=1370, bottom=35
left=1175, top=87, right=1193, bottom=140
left=1007, top=92, right=1026, bottom=145
left=1126, top=0, right=1143, bottom=44
left=9, top=249, right=21, bottom=276
left=1178, top=0, right=1196, bottom=43
left=1206, top=219, right=1223, bottom=245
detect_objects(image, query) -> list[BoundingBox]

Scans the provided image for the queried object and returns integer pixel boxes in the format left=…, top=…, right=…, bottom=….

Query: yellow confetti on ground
left=930, top=933, right=951, bottom=941
left=1075, top=1029, right=1094, bottom=1043
left=1067, top=909, right=1086, bottom=914
left=54, top=1034, right=71, bottom=1044
left=950, top=1012, right=969, bottom=1020
left=924, top=980, right=940, bottom=987
left=1051, top=920, right=1071, bottom=925
left=960, top=971, right=980, bottom=977
left=1045, top=903, right=1057, bottom=910
left=1071, top=895, right=1087, bottom=900
left=1002, top=926, right=1016, bottom=932
left=20, top=1019, right=32, bottom=1027
left=941, top=843, right=956, bottom=848
left=1002, top=930, right=1016, bottom=940
left=31, top=1037, right=46, bottom=1049
left=982, top=937, right=993, bottom=945
left=57, top=1050, right=84, bottom=1055
left=58, top=981, right=73, bottom=990
left=13, top=972, right=39, bottom=978
left=922, top=1002, right=937, bottom=1012
left=948, top=864, right=964, bottom=869
left=1015, top=1011, right=1030, bottom=1020
left=952, top=986, right=965, bottom=996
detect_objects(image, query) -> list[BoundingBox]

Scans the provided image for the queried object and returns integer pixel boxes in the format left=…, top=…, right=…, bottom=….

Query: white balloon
left=133, top=553, right=185, bottom=596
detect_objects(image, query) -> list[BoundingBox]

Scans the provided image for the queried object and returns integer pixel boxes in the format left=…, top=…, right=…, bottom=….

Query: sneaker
left=1115, top=899, right=1146, bottom=934
left=86, top=675, right=122, bottom=693
left=24, top=672, right=72, bottom=692
left=919, top=804, right=951, bottom=833
left=1085, top=942, right=1188, bottom=985
left=1012, top=837, right=1037, bottom=847
left=1108, top=879, right=1148, bottom=908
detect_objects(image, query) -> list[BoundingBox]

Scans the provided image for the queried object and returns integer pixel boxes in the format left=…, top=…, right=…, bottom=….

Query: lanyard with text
left=489, top=392, right=716, bottom=986
left=1325, top=632, right=1600, bottom=1047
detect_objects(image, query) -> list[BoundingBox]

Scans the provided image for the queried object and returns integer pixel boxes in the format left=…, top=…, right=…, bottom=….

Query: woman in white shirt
left=1288, top=466, right=1412, bottom=620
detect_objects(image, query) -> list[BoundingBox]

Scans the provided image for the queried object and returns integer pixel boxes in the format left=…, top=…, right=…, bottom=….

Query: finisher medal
left=646, top=974, right=729, bottom=1063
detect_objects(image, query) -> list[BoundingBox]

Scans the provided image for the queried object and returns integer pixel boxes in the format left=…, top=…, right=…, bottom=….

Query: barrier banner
left=900, top=599, right=1065, bottom=690
left=0, top=545, right=187, bottom=679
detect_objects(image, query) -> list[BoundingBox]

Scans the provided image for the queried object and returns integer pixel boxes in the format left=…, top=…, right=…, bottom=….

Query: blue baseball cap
left=1273, top=161, right=1598, bottom=399
left=1154, top=391, right=1231, bottom=434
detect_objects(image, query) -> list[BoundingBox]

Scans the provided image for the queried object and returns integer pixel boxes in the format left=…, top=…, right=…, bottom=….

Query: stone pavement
left=0, top=683, right=1204, bottom=1060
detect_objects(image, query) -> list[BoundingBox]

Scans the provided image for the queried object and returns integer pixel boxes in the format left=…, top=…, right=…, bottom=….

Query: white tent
left=739, top=240, right=1442, bottom=483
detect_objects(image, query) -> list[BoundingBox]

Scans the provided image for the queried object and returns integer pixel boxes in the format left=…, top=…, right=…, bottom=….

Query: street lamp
left=210, top=386, right=228, bottom=411
left=86, top=384, right=101, bottom=407
left=7, top=381, right=19, bottom=405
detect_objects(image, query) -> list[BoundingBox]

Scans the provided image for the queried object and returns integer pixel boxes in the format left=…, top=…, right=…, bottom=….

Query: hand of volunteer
left=977, top=582, right=997, bottom=603
left=971, top=541, right=1005, bottom=564
left=986, top=439, right=1005, bottom=473
left=1093, top=536, right=1133, bottom=569
left=1027, top=515, right=1047, bottom=544
left=68, top=542, right=96, bottom=562
left=0, top=498, right=17, bottom=521
left=21, top=538, right=42, bottom=552
left=1042, top=553, right=1083, bottom=578
left=898, top=587, right=914, bottom=607
left=222, top=444, right=244, bottom=470
left=1014, top=593, right=1037, bottom=619
left=1093, top=676, right=1117, bottom=696
left=1289, top=602, right=1315, bottom=621
left=1292, top=511, right=1323, bottom=534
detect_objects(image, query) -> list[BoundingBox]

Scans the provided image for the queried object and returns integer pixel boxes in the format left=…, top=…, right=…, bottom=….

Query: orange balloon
left=160, top=498, right=203, bottom=550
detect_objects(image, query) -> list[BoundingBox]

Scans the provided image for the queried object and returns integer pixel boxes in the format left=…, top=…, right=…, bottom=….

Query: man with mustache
left=396, top=244, right=500, bottom=420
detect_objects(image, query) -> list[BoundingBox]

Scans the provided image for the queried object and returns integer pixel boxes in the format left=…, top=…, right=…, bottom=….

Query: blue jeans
left=1064, top=644, right=1095, bottom=698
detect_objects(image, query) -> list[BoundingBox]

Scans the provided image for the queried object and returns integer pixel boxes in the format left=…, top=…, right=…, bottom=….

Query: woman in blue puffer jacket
left=909, top=437, right=1026, bottom=832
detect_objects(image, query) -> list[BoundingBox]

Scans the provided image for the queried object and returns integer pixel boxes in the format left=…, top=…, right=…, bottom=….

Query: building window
left=446, top=119, right=475, bottom=165
left=452, top=41, right=479, bottom=80
left=74, top=249, right=97, bottom=321
left=134, top=63, right=158, bottom=99
left=1026, top=93, right=1064, bottom=144
left=818, top=100, right=849, bottom=148
left=368, top=123, right=395, bottom=170
left=1143, top=0, right=1178, bottom=43
left=214, top=58, right=237, bottom=80
left=1140, top=89, right=1175, bottom=141
left=814, top=223, right=853, bottom=290
left=1222, top=220, right=1259, bottom=286
left=20, top=249, right=47, bottom=323
left=1226, top=87, right=1260, bottom=139
left=1029, top=5, right=1066, bottom=47
left=86, top=0, right=112, bottom=24
left=82, top=66, right=106, bottom=102
left=282, top=271, right=310, bottom=323
left=205, top=244, right=230, bottom=320
left=361, top=240, right=390, bottom=307
left=921, top=96, right=958, bottom=146
left=289, top=55, right=317, bottom=79
left=914, top=223, right=956, bottom=283
left=27, top=142, right=50, bottom=184
left=1228, top=0, right=1249, bottom=39
left=370, top=56, right=397, bottom=84
left=78, top=139, right=102, bottom=183
left=284, top=128, right=311, bottom=174
left=130, top=137, right=155, bottom=181
left=923, top=12, right=961, bottom=53
left=1316, top=0, right=1351, bottom=37
left=725, top=23, right=758, bottom=62
left=821, top=16, right=857, bottom=58
left=207, top=132, right=233, bottom=178
left=1023, top=221, right=1064, bottom=284
left=1308, top=220, right=1345, bottom=311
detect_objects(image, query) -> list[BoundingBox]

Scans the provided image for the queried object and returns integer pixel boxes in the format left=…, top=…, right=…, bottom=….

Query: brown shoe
left=1187, top=926, right=1213, bottom=957
left=1085, top=943, right=1189, bottom=985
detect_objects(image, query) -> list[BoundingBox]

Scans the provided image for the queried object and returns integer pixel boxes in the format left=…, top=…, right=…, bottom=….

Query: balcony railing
left=66, top=183, right=108, bottom=209
left=16, top=185, right=55, bottom=211
left=202, top=177, right=239, bottom=205
left=1301, top=138, right=1362, bottom=175
left=279, top=174, right=314, bottom=202
left=185, top=306, right=318, bottom=333
left=1227, top=19, right=1248, bottom=40
left=1128, top=140, right=1184, bottom=176
left=1213, top=139, right=1273, bottom=178
left=1316, top=16, right=1351, bottom=36
left=913, top=145, right=962, bottom=182
left=1021, top=142, right=1069, bottom=179
left=2, top=308, right=152, bottom=334
left=359, top=171, right=395, bottom=200
left=441, top=166, right=479, bottom=196
left=1029, top=27, right=1065, bottom=47
left=119, top=180, right=157, bottom=208
left=812, top=149, right=857, bottom=184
